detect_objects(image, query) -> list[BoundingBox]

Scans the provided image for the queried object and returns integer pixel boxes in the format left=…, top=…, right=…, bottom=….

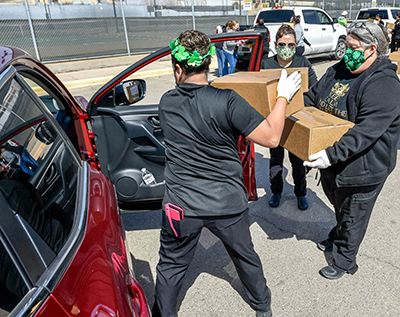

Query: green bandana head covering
left=169, top=38, right=216, bottom=67
left=276, top=45, right=296, bottom=60
left=343, top=48, right=366, bottom=71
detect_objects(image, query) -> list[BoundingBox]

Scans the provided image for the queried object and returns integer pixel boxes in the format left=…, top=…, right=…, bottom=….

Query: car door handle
left=148, top=116, right=161, bottom=129
left=304, top=28, right=309, bottom=31
left=322, top=28, right=326, bottom=30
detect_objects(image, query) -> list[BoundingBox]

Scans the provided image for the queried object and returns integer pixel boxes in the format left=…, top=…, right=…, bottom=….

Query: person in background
left=153, top=30, right=302, bottom=317
left=375, top=14, right=384, bottom=26
left=290, top=15, right=306, bottom=56
left=261, top=24, right=318, bottom=211
left=215, top=21, right=229, bottom=77
left=254, top=17, right=270, bottom=59
left=338, top=11, right=349, bottom=27
left=304, top=22, right=400, bottom=279
left=390, top=12, right=400, bottom=52
left=223, top=20, right=244, bottom=74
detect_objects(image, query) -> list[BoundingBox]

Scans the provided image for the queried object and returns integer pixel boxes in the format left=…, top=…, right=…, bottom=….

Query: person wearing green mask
left=303, top=22, right=400, bottom=280
left=261, top=24, right=317, bottom=211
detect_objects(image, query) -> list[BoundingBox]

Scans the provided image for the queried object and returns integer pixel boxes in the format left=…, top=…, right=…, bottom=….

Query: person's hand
left=276, top=69, right=302, bottom=103
left=237, top=40, right=245, bottom=46
left=2, top=164, right=9, bottom=171
left=303, top=150, right=331, bottom=169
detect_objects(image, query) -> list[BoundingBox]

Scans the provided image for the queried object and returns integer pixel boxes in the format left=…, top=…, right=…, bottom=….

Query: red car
left=0, top=30, right=266, bottom=316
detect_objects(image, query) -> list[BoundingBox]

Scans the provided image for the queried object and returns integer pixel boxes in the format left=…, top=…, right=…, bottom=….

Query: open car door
left=87, top=30, right=267, bottom=204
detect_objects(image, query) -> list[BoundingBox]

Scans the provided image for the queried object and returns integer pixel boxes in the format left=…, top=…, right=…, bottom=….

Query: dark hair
left=171, top=30, right=212, bottom=76
left=275, top=24, right=296, bottom=43
left=257, top=18, right=265, bottom=26
left=292, top=15, right=301, bottom=24
left=396, top=12, right=400, bottom=18
left=376, top=14, right=381, bottom=19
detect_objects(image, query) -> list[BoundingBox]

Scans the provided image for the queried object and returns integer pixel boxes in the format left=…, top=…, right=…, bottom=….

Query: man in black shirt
left=152, top=30, right=301, bottom=317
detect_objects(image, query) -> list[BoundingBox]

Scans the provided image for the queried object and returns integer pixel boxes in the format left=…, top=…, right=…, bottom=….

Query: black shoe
left=256, top=309, right=272, bottom=317
left=269, top=194, right=281, bottom=208
left=297, top=196, right=308, bottom=210
left=317, top=239, right=333, bottom=252
left=319, top=265, right=345, bottom=280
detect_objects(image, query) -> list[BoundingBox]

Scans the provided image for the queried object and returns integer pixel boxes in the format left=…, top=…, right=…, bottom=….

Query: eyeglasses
left=348, top=22, right=374, bottom=38
left=277, top=42, right=296, bottom=49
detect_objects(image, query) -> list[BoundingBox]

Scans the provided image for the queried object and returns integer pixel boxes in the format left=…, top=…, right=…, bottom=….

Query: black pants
left=391, top=39, right=400, bottom=52
left=153, top=209, right=271, bottom=317
left=320, top=172, right=385, bottom=273
left=269, top=146, right=306, bottom=197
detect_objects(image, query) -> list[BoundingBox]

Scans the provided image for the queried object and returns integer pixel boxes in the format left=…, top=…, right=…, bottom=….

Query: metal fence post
left=350, top=0, right=352, bottom=20
left=120, top=0, right=131, bottom=56
left=23, top=0, right=40, bottom=61
left=191, top=0, right=196, bottom=30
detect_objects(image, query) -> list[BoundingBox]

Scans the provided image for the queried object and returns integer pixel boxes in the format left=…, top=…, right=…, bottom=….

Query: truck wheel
left=333, top=39, right=346, bottom=60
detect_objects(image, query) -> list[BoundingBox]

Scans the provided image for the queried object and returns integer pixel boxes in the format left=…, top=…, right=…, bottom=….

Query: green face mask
left=343, top=48, right=366, bottom=71
left=276, top=46, right=296, bottom=60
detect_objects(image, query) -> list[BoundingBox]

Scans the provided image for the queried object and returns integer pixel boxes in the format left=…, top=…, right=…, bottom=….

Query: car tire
left=333, top=38, right=346, bottom=60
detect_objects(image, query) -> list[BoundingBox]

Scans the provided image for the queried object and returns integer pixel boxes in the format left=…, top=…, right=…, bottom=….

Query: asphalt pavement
left=47, top=55, right=400, bottom=317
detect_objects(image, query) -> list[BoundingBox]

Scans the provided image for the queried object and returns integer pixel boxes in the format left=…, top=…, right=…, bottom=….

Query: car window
left=0, top=73, right=81, bottom=314
left=258, top=10, right=294, bottom=23
left=302, top=10, right=319, bottom=24
left=391, top=9, right=400, bottom=19
left=357, top=10, right=389, bottom=19
left=316, top=11, right=332, bottom=24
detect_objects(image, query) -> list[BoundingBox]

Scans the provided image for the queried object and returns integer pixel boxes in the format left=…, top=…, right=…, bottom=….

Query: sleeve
left=325, top=76, right=400, bottom=164
left=303, top=72, right=327, bottom=107
left=227, top=91, right=265, bottom=138
left=303, top=58, right=318, bottom=87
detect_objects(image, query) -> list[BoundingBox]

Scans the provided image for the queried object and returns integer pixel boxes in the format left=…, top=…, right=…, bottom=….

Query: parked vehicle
left=355, top=7, right=400, bottom=25
left=249, top=6, right=347, bottom=60
left=0, top=30, right=267, bottom=316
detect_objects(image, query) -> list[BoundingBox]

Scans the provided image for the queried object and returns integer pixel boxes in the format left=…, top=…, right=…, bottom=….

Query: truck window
left=357, top=10, right=388, bottom=20
left=303, top=10, right=318, bottom=24
left=390, top=9, right=400, bottom=19
left=258, top=10, right=293, bottom=23
left=316, top=11, right=332, bottom=24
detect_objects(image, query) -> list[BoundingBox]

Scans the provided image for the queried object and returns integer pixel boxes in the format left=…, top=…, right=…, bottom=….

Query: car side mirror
left=332, top=18, right=338, bottom=23
left=114, top=79, right=146, bottom=106
left=35, top=121, right=57, bottom=145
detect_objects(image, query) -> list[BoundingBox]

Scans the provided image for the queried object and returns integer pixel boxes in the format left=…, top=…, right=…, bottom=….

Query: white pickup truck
left=252, top=6, right=347, bottom=60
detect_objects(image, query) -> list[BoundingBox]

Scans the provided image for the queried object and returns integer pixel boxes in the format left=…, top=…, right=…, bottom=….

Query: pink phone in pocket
left=165, top=203, right=184, bottom=237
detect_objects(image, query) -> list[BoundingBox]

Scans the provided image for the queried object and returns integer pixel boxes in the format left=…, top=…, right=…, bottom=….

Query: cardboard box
left=279, top=107, right=354, bottom=161
left=389, top=51, right=400, bottom=74
left=210, top=69, right=307, bottom=118
left=386, top=22, right=395, bottom=30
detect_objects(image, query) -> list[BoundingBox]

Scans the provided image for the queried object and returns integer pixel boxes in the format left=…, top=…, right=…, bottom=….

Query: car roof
left=0, top=45, right=31, bottom=72
left=359, top=7, right=399, bottom=10
left=258, top=6, right=327, bottom=12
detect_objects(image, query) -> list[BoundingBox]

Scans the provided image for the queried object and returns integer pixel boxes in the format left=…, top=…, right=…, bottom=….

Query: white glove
left=276, top=69, right=302, bottom=103
left=303, top=150, right=331, bottom=169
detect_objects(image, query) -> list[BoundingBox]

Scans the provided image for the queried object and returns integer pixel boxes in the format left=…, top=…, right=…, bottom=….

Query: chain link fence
left=0, top=0, right=399, bottom=62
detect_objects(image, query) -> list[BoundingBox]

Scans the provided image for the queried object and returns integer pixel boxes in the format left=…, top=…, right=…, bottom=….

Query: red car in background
left=0, top=30, right=266, bottom=316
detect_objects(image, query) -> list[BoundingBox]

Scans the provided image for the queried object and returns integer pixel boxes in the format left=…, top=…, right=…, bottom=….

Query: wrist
left=276, top=95, right=290, bottom=104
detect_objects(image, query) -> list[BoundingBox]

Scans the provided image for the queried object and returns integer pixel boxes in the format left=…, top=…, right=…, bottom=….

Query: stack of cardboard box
left=211, top=69, right=354, bottom=161
left=389, top=51, right=400, bottom=74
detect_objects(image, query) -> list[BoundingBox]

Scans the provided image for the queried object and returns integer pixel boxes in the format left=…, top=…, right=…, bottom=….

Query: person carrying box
left=303, top=22, right=400, bottom=280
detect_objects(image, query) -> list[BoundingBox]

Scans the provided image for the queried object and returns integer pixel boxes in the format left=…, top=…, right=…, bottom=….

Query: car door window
left=316, top=11, right=331, bottom=24
left=0, top=72, right=81, bottom=314
left=302, top=10, right=318, bottom=24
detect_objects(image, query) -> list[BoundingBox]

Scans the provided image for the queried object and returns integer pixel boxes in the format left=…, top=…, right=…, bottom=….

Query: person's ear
left=368, top=43, right=377, bottom=54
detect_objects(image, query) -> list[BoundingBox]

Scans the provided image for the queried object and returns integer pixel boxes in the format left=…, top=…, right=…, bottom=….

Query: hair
left=396, top=12, right=400, bottom=18
left=257, top=17, right=265, bottom=26
left=227, top=20, right=239, bottom=30
left=292, top=15, right=301, bottom=24
left=275, top=24, right=296, bottom=43
left=347, top=22, right=389, bottom=58
left=171, top=30, right=212, bottom=76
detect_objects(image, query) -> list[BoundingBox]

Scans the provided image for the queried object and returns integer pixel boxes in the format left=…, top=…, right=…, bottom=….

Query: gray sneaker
left=256, top=309, right=272, bottom=317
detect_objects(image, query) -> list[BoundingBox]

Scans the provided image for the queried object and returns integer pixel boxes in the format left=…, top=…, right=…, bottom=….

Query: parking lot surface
left=116, top=57, right=400, bottom=316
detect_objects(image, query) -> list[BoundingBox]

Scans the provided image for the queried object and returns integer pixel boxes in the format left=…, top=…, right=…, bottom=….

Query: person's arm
left=246, top=70, right=302, bottom=148
left=324, top=76, right=400, bottom=165
left=304, top=58, right=318, bottom=87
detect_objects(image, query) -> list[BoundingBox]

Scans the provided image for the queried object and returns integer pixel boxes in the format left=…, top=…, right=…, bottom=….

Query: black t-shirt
left=159, top=83, right=265, bottom=217
left=317, top=71, right=358, bottom=120
left=261, top=54, right=318, bottom=88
